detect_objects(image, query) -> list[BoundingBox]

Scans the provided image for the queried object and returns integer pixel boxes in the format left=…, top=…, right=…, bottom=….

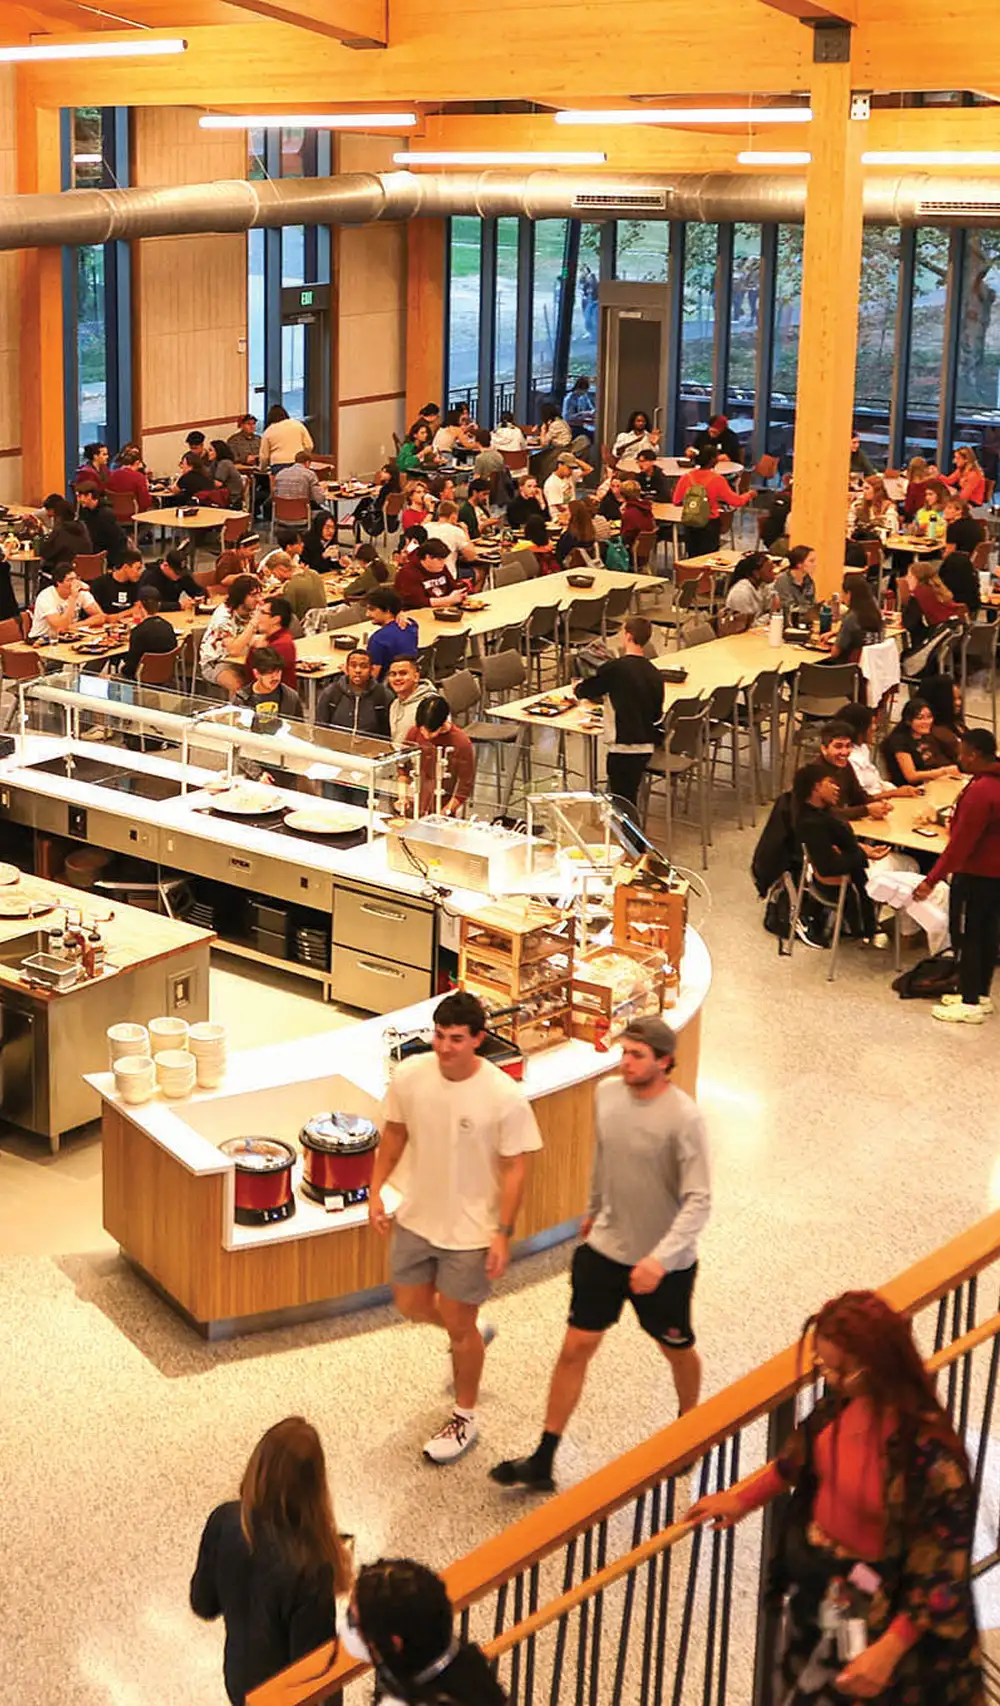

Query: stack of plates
left=294, top=927, right=330, bottom=969
left=188, top=1021, right=227, bottom=1088
left=107, top=1022, right=150, bottom=1069
left=114, top=1055, right=156, bottom=1106
left=155, top=1049, right=196, bottom=1099
left=148, top=1016, right=189, bottom=1056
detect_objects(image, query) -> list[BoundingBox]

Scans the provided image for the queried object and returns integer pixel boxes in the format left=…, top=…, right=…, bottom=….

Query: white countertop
left=84, top=930, right=711, bottom=1252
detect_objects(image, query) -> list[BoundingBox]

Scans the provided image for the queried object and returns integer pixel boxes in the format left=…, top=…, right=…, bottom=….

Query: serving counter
left=86, top=935, right=711, bottom=1338
left=0, top=871, right=212, bottom=1148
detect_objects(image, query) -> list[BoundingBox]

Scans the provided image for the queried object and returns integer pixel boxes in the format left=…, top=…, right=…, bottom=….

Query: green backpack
left=680, top=476, right=711, bottom=530
left=605, top=538, right=631, bottom=572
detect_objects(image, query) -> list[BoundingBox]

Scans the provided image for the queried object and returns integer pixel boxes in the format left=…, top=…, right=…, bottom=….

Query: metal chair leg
left=827, top=880, right=849, bottom=981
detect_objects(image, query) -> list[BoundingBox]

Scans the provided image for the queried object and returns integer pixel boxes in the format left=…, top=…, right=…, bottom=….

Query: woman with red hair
left=691, top=1290, right=983, bottom=1703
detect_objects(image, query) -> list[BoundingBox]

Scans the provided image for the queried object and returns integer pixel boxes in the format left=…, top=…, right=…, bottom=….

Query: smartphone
left=913, top=825, right=939, bottom=838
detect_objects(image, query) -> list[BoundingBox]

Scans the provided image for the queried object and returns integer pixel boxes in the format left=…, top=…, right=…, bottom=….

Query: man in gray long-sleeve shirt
left=490, top=1016, right=711, bottom=1492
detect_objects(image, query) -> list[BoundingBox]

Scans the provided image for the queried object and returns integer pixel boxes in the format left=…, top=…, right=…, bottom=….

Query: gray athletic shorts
left=391, top=1224, right=490, bottom=1307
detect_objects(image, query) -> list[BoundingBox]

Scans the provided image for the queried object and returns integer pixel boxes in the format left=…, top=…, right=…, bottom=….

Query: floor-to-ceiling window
left=248, top=131, right=267, bottom=420
left=854, top=227, right=901, bottom=462
left=446, top=217, right=482, bottom=413
left=768, top=225, right=803, bottom=460
left=725, top=223, right=762, bottom=457
left=62, top=107, right=131, bottom=481
left=903, top=228, right=950, bottom=460
left=953, top=231, right=1000, bottom=471
left=493, top=217, right=519, bottom=417
left=614, top=220, right=668, bottom=283
left=531, top=219, right=570, bottom=406
left=677, top=224, right=719, bottom=450
left=246, top=128, right=331, bottom=439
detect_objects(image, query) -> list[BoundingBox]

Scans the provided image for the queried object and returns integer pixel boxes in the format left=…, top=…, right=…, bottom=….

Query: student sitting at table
left=259, top=530, right=307, bottom=578
left=491, top=413, right=526, bottom=453
left=915, top=480, right=948, bottom=542
left=634, top=448, right=671, bottom=502
left=612, top=409, right=659, bottom=459
left=555, top=498, right=602, bottom=568
left=37, top=496, right=93, bottom=573
left=227, top=414, right=260, bottom=466
left=458, top=479, right=493, bottom=539
left=673, top=443, right=753, bottom=557
left=433, top=406, right=479, bottom=460
left=366, top=586, right=419, bottom=679
left=75, top=486, right=129, bottom=569
left=848, top=433, right=875, bottom=479
left=198, top=574, right=263, bottom=698
left=214, top=531, right=260, bottom=590
left=425, top=500, right=483, bottom=583
left=939, top=549, right=981, bottom=617
left=105, top=445, right=151, bottom=513
left=29, top=566, right=103, bottom=640
left=903, top=454, right=934, bottom=520
left=880, top=697, right=961, bottom=787
left=942, top=444, right=987, bottom=508
left=543, top=456, right=578, bottom=519
left=394, top=538, right=468, bottom=611
left=171, top=452, right=213, bottom=504
left=724, top=553, right=769, bottom=621
left=273, top=450, right=324, bottom=510
left=73, top=441, right=110, bottom=493
left=848, top=475, right=899, bottom=540
left=511, top=515, right=558, bottom=574
left=92, top=547, right=144, bottom=616
left=943, top=496, right=986, bottom=558
left=472, top=429, right=507, bottom=484
left=387, top=654, right=437, bottom=746
left=266, top=551, right=327, bottom=623
left=829, top=576, right=883, bottom=661
left=833, top=701, right=922, bottom=801
left=816, top=719, right=892, bottom=823
left=596, top=471, right=623, bottom=523
left=209, top=440, right=245, bottom=508
left=316, top=648, right=392, bottom=738
left=921, top=675, right=968, bottom=764
left=507, top=473, right=550, bottom=532
left=689, top=414, right=744, bottom=468
left=302, top=513, right=342, bottom=576
left=343, top=544, right=392, bottom=600
left=138, top=549, right=201, bottom=611
left=792, top=760, right=886, bottom=947
left=772, top=544, right=817, bottom=617
left=119, top=587, right=177, bottom=681
left=255, top=595, right=298, bottom=688
left=397, top=421, right=437, bottom=473
left=401, top=478, right=435, bottom=530
left=907, top=558, right=967, bottom=633
left=618, top=481, right=655, bottom=550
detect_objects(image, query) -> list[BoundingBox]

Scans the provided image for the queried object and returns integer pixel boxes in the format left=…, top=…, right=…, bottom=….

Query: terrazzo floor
left=2, top=782, right=1000, bottom=1704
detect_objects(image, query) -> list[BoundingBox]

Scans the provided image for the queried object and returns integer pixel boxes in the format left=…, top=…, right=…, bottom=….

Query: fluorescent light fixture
left=393, top=149, right=607, bottom=166
left=200, top=113, right=417, bottom=131
left=73, top=152, right=104, bottom=164
left=862, top=149, right=1000, bottom=166
left=0, top=36, right=186, bottom=61
left=555, top=106, right=812, bottom=126
left=738, top=150, right=811, bottom=165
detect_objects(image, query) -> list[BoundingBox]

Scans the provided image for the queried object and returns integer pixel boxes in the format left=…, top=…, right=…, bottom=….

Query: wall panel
left=0, top=68, right=21, bottom=472
left=335, top=202, right=406, bottom=476
left=132, top=109, right=247, bottom=473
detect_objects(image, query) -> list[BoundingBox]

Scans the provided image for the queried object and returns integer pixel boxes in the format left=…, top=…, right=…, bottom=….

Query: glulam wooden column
left=17, top=91, right=65, bottom=502
left=405, top=217, right=446, bottom=422
left=788, top=61, right=865, bottom=596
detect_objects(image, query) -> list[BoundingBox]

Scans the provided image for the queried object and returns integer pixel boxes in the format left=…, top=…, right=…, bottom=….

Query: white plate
left=0, top=894, right=31, bottom=917
left=0, top=864, right=20, bottom=887
left=284, top=807, right=365, bottom=836
left=208, top=788, right=284, bottom=817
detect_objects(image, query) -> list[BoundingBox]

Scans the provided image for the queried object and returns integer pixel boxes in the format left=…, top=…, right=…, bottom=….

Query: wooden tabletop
left=882, top=534, right=940, bottom=553
left=11, top=606, right=208, bottom=669
left=132, top=507, right=251, bottom=531
left=854, top=774, right=964, bottom=855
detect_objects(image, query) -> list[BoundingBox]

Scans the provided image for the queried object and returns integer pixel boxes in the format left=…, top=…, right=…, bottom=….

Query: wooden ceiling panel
left=220, top=0, right=386, bottom=44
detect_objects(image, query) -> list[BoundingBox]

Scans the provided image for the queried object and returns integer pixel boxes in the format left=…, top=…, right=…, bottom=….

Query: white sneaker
left=932, top=1001, right=987, bottom=1025
left=862, top=931, right=890, bottom=950
left=939, top=993, right=994, bottom=1015
left=424, top=1411, right=479, bottom=1465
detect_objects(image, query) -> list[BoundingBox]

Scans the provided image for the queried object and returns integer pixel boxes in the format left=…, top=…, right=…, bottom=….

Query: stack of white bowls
left=114, top=1055, right=156, bottom=1105
left=107, top=1022, right=150, bottom=1070
left=148, top=1016, right=190, bottom=1056
left=155, top=1048, right=197, bottom=1099
left=188, top=1022, right=227, bottom=1088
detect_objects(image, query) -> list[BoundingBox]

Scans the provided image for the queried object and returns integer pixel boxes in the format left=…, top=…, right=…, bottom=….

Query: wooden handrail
left=249, top=1207, right=1000, bottom=1706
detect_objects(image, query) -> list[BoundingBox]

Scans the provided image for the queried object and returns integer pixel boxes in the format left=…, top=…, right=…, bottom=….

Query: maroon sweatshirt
left=928, top=766, right=1000, bottom=884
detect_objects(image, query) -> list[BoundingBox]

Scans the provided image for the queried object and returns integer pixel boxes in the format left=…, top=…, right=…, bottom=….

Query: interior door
left=598, top=284, right=671, bottom=460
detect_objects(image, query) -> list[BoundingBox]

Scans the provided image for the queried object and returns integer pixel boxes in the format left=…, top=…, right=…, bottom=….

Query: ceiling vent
left=572, top=190, right=668, bottom=211
left=916, top=197, right=1000, bottom=218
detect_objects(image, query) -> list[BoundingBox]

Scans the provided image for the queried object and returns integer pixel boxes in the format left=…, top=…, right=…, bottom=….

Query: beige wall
left=0, top=68, right=22, bottom=503
left=132, top=108, right=248, bottom=478
left=334, top=135, right=407, bottom=477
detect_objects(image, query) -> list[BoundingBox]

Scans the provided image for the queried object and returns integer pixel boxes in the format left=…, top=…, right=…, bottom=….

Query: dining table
left=132, top=506, right=251, bottom=570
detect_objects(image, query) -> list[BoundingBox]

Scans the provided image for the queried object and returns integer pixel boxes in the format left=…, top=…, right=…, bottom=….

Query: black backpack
left=890, top=953, right=960, bottom=1000
left=751, top=791, right=800, bottom=898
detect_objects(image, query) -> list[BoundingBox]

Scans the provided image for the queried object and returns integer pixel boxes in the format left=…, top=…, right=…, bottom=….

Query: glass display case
left=459, top=899, right=576, bottom=1056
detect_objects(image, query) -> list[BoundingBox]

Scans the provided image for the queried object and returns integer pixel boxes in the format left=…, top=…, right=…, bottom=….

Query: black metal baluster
left=587, top=1521, right=608, bottom=1706
left=549, top=1538, right=577, bottom=1706
left=933, top=1294, right=948, bottom=1354
left=640, top=1483, right=663, bottom=1706
left=716, top=1433, right=741, bottom=1706
left=510, top=1572, right=525, bottom=1706
left=460, top=1608, right=471, bottom=1644
left=751, top=1396, right=796, bottom=1706
left=576, top=1528, right=593, bottom=1706
left=947, top=1286, right=963, bottom=1418
left=701, top=1448, right=724, bottom=1706
left=524, top=1564, right=540, bottom=1706
left=653, top=1475, right=678, bottom=1706
left=668, top=1454, right=710, bottom=1706
left=612, top=1494, right=647, bottom=1706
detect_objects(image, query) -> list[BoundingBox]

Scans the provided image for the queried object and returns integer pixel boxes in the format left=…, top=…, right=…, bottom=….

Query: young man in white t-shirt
left=424, top=500, right=483, bottom=584
left=29, top=567, right=103, bottom=641
left=542, top=457, right=577, bottom=520
left=372, top=990, right=543, bottom=1465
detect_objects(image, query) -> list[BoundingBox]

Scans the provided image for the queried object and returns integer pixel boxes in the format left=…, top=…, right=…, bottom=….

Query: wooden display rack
left=458, top=900, right=576, bottom=1055
left=612, top=868, right=689, bottom=969
left=571, top=945, right=665, bottom=1045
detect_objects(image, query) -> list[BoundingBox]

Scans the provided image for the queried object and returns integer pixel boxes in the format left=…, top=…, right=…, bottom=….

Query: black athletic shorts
left=568, top=1241, right=697, bottom=1349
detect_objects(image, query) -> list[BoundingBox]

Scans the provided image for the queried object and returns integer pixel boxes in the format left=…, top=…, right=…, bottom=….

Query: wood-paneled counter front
left=88, top=936, right=710, bottom=1338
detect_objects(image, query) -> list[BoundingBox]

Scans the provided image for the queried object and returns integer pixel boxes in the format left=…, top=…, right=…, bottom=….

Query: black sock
left=531, top=1431, right=561, bottom=1475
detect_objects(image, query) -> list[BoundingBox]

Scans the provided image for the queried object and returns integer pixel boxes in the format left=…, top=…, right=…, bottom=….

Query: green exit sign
left=300, top=289, right=313, bottom=307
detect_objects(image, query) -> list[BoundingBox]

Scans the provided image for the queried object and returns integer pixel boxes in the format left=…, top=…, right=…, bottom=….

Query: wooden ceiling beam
left=756, top=0, right=858, bottom=23
left=215, top=0, right=385, bottom=45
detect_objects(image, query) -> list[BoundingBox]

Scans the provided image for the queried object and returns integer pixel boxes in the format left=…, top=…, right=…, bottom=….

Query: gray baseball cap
left=622, top=1016, right=677, bottom=1057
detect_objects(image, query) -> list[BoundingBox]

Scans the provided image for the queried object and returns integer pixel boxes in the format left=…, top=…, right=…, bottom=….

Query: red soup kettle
left=219, top=1137, right=296, bottom=1226
left=299, top=1112, right=379, bottom=1209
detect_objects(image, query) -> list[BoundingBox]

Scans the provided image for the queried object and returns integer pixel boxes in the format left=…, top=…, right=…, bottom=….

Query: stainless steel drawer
left=334, top=885, right=433, bottom=968
left=161, top=831, right=333, bottom=911
left=330, top=946, right=432, bottom=1014
left=86, top=808, right=159, bottom=860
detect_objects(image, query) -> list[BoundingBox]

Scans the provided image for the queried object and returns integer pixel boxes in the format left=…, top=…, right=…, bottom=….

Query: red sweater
left=912, top=582, right=963, bottom=626
left=394, top=559, right=459, bottom=610
left=266, top=627, right=298, bottom=689
left=408, top=724, right=476, bottom=814
left=928, top=767, right=1000, bottom=884
left=674, top=469, right=752, bottom=521
left=943, top=468, right=986, bottom=506
left=106, top=465, right=152, bottom=511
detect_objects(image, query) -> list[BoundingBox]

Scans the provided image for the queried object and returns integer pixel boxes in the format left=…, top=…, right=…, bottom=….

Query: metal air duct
left=0, top=169, right=999, bottom=250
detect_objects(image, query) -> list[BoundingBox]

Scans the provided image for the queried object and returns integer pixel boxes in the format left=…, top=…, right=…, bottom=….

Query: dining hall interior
left=3, top=2, right=1000, bottom=1704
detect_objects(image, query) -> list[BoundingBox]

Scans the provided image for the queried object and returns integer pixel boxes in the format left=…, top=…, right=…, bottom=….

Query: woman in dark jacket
left=37, top=498, right=92, bottom=574
left=554, top=498, right=601, bottom=566
left=691, top=1289, right=985, bottom=1706
left=191, top=1416, right=352, bottom=1706
left=343, top=1558, right=507, bottom=1706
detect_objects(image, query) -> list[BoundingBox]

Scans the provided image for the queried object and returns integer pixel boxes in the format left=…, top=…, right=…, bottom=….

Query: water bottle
left=819, top=601, right=833, bottom=635
left=768, top=594, right=784, bottom=648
